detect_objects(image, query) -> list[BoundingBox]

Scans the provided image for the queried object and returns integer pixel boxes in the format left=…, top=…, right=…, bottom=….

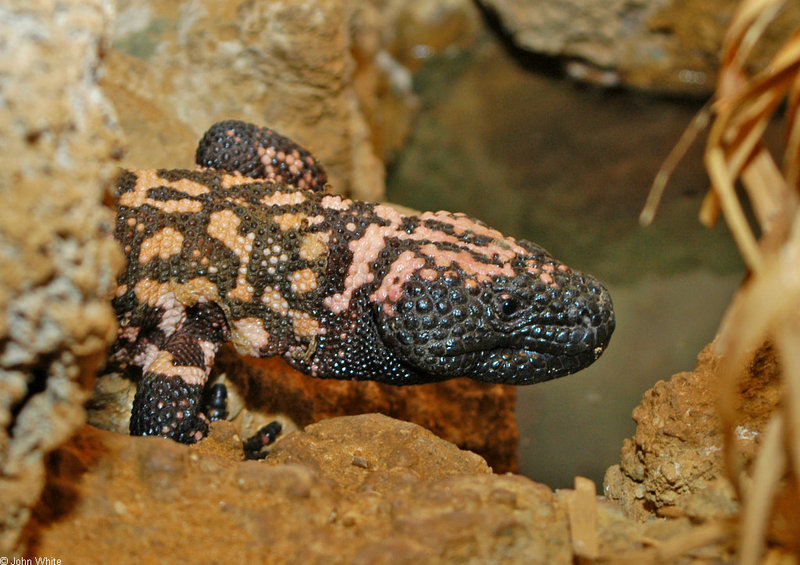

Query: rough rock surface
left=26, top=414, right=740, bottom=562
left=26, top=414, right=571, bottom=564
left=109, top=0, right=381, bottom=199
left=478, top=0, right=800, bottom=95
left=90, top=345, right=519, bottom=473
left=604, top=343, right=782, bottom=524
left=107, top=0, right=481, bottom=200
left=0, top=0, right=123, bottom=554
left=219, top=353, right=519, bottom=474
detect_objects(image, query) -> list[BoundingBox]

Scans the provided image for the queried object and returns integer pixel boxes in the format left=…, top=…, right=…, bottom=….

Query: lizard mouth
left=430, top=323, right=612, bottom=384
left=457, top=345, right=607, bottom=384
left=405, top=302, right=616, bottom=384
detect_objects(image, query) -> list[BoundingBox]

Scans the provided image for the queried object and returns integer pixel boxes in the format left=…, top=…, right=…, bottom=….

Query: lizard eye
left=496, top=294, right=522, bottom=320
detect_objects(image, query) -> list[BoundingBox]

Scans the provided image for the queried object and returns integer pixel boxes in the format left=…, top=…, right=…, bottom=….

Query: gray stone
left=478, top=0, right=800, bottom=95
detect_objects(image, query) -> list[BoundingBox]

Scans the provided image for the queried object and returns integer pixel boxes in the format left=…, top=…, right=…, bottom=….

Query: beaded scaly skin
left=110, top=120, right=615, bottom=443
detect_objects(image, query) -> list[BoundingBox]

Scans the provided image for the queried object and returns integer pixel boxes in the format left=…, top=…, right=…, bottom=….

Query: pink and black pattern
left=110, top=120, right=615, bottom=444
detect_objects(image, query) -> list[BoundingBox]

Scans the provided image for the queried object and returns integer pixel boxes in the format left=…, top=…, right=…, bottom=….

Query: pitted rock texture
left=26, top=415, right=573, bottom=564
left=109, top=0, right=382, bottom=199
left=107, top=0, right=481, bottom=201
left=0, top=0, right=123, bottom=554
left=604, top=343, right=782, bottom=524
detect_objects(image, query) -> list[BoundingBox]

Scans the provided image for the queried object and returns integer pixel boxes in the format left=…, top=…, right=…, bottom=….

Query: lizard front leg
left=129, top=302, right=230, bottom=443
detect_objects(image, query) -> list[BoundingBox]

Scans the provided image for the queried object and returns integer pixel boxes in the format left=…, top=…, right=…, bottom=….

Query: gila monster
left=110, top=120, right=615, bottom=443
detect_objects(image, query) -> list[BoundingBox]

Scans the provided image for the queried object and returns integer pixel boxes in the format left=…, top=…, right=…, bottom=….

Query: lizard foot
left=243, top=421, right=283, bottom=460
left=130, top=372, right=209, bottom=444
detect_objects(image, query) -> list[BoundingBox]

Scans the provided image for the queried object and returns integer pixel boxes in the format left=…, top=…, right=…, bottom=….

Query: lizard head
left=373, top=228, right=615, bottom=385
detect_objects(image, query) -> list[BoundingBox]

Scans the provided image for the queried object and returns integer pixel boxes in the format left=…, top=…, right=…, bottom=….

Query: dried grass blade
left=655, top=520, right=733, bottom=562
left=723, top=0, right=787, bottom=69
left=738, top=413, right=786, bottom=565
left=740, top=149, right=787, bottom=229
left=725, top=101, right=775, bottom=184
left=785, top=70, right=800, bottom=188
left=715, top=253, right=794, bottom=488
left=705, top=147, right=764, bottom=270
left=767, top=28, right=800, bottom=73
left=699, top=189, right=722, bottom=228
left=776, top=330, right=800, bottom=518
left=568, top=477, right=599, bottom=559
left=774, top=221, right=800, bottom=500
left=723, top=90, right=776, bottom=145
left=640, top=105, right=711, bottom=226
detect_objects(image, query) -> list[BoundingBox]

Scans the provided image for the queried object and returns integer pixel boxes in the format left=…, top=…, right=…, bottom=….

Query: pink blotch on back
left=374, top=204, right=405, bottom=223
left=324, top=223, right=391, bottom=314
left=260, top=191, right=306, bottom=207
left=419, top=244, right=514, bottom=282
left=419, top=268, right=438, bottom=281
left=370, top=250, right=427, bottom=306
left=231, top=317, right=273, bottom=357
left=321, top=195, right=352, bottom=211
left=416, top=212, right=524, bottom=264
